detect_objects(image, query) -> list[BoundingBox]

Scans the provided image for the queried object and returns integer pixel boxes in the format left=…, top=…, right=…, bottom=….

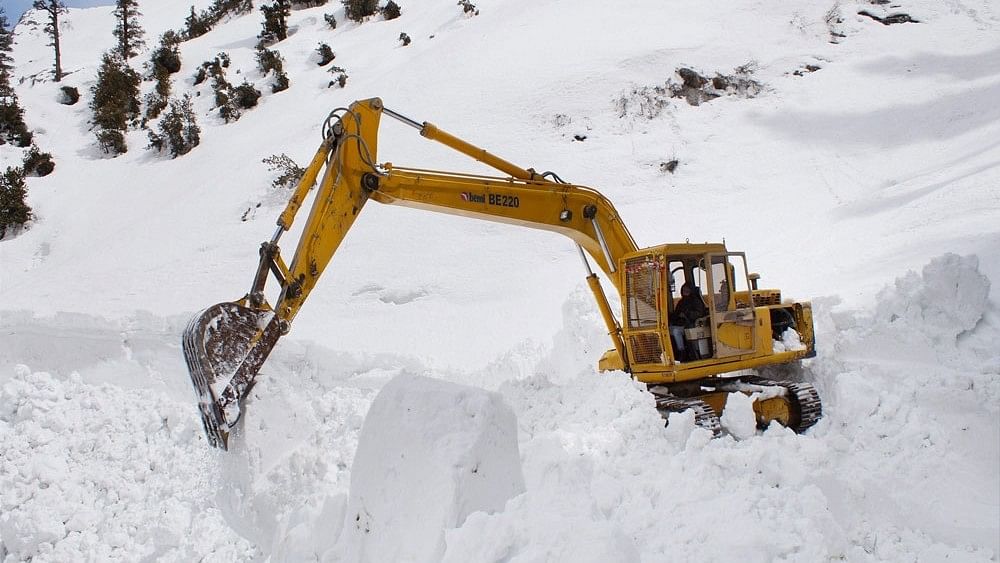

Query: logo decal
left=460, top=192, right=521, bottom=208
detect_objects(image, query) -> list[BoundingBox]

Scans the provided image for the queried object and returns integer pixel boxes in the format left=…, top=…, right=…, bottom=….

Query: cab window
left=708, top=254, right=751, bottom=312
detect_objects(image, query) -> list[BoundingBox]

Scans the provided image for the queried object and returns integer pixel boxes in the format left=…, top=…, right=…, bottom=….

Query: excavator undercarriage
left=651, top=378, right=822, bottom=436
left=182, top=98, right=822, bottom=449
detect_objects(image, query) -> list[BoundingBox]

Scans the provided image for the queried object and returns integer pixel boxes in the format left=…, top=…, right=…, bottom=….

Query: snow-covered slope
left=1, top=0, right=998, bottom=560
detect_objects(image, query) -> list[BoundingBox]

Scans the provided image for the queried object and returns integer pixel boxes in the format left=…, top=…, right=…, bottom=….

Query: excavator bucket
left=182, top=302, right=282, bottom=449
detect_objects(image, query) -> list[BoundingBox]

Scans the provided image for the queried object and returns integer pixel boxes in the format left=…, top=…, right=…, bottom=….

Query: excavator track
left=782, top=381, right=822, bottom=431
left=745, top=377, right=823, bottom=432
left=650, top=377, right=822, bottom=437
left=651, top=391, right=723, bottom=436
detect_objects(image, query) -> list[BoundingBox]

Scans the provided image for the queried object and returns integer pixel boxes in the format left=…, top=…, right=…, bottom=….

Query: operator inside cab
left=665, top=253, right=752, bottom=363
left=668, top=281, right=707, bottom=361
left=666, top=258, right=710, bottom=361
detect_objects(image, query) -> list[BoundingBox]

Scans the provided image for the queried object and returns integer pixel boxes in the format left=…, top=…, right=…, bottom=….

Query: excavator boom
left=183, top=98, right=637, bottom=448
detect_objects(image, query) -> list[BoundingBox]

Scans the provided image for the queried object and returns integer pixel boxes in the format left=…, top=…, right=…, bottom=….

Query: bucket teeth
left=182, top=302, right=282, bottom=450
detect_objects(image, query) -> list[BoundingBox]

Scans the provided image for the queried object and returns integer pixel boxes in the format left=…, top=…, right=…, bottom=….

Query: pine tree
left=148, top=95, right=200, bottom=157
left=316, top=43, right=335, bottom=66
left=342, top=0, right=377, bottom=22
left=382, top=1, right=401, bottom=20
left=91, top=52, right=140, bottom=155
left=113, top=0, right=145, bottom=60
left=22, top=144, right=55, bottom=176
left=0, top=167, right=32, bottom=239
left=259, top=1, right=290, bottom=45
left=1, top=10, right=35, bottom=148
left=207, top=0, right=253, bottom=24
left=184, top=6, right=211, bottom=39
left=0, top=94, right=33, bottom=147
left=31, top=1, right=68, bottom=81
left=143, top=63, right=170, bottom=122
left=254, top=45, right=289, bottom=93
left=150, top=31, right=182, bottom=75
left=457, top=1, right=479, bottom=16
left=231, top=81, right=261, bottom=109
left=0, top=8, right=15, bottom=92
left=262, top=153, right=305, bottom=189
left=0, top=79, right=32, bottom=147
left=144, top=32, right=181, bottom=123
left=183, top=0, right=253, bottom=40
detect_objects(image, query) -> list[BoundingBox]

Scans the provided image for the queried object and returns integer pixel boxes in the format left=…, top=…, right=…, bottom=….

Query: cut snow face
left=333, top=374, right=524, bottom=562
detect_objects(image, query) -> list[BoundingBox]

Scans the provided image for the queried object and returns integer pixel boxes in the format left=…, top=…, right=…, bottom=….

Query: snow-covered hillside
left=1, top=0, right=998, bottom=560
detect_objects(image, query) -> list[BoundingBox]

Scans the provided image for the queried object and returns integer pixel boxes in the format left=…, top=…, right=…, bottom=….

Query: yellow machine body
left=596, top=243, right=816, bottom=384
left=183, top=98, right=820, bottom=449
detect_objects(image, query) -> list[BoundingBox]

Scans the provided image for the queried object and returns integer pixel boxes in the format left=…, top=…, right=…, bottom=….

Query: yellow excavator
left=183, top=98, right=821, bottom=449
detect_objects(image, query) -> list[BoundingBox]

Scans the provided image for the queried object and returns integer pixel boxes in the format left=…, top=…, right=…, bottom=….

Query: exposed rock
left=858, top=10, right=920, bottom=25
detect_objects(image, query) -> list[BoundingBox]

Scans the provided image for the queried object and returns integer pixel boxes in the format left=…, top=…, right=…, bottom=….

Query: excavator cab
left=619, top=244, right=759, bottom=369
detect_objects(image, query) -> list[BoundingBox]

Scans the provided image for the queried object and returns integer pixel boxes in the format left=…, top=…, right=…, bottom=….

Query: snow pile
left=0, top=366, right=255, bottom=561
left=334, top=375, right=524, bottom=562
left=818, top=253, right=994, bottom=385
left=808, top=253, right=999, bottom=558
left=719, top=390, right=758, bottom=440
left=448, top=372, right=842, bottom=562
left=773, top=327, right=807, bottom=353
left=873, top=253, right=990, bottom=357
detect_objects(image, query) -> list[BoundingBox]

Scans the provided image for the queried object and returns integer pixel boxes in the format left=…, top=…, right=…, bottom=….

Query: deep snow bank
left=1, top=255, right=996, bottom=562
left=334, top=375, right=524, bottom=562
left=0, top=366, right=255, bottom=562
left=807, top=253, right=999, bottom=557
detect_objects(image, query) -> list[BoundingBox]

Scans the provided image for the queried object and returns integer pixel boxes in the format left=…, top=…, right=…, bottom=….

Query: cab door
left=706, top=253, right=756, bottom=357
left=623, top=254, right=669, bottom=368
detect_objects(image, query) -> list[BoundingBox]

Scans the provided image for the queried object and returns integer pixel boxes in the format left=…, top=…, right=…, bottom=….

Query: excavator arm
left=183, top=98, right=639, bottom=449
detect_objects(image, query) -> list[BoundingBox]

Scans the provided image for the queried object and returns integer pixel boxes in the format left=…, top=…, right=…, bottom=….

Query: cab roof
left=628, top=242, right=730, bottom=259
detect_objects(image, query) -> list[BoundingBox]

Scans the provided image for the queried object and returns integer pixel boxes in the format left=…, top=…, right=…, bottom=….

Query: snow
left=0, top=366, right=255, bottom=561
left=334, top=375, right=524, bottom=562
left=719, top=390, right=758, bottom=440
left=1, top=0, right=999, bottom=560
left=773, top=327, right=807, bottom=353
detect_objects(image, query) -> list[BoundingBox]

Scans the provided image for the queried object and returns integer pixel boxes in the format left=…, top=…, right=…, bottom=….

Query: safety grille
left=752, top=291, right=781, bottom=306
left=629, top=333, right=663, bottom=365
left=625, top=256, right=662, bottom=329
